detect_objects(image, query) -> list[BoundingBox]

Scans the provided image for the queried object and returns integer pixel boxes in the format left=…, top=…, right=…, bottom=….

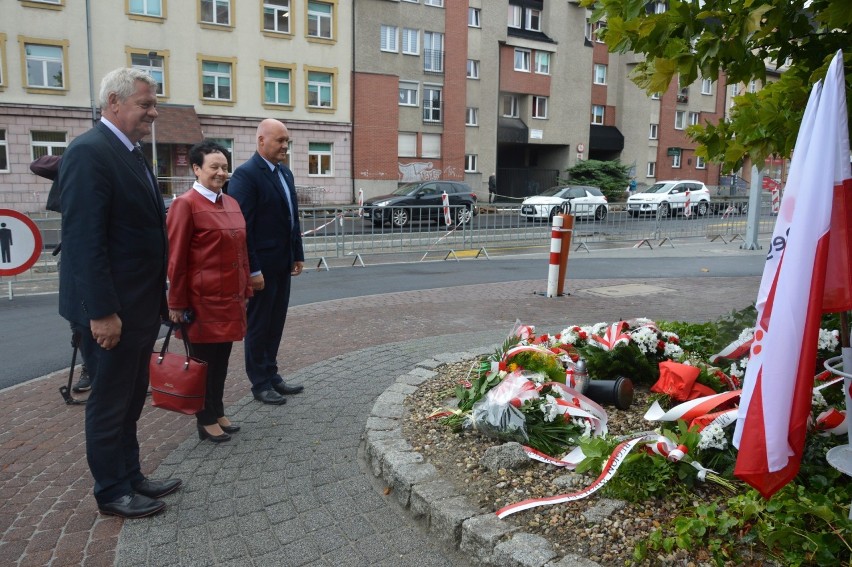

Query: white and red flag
left=733, top=50, right=852, bottom=498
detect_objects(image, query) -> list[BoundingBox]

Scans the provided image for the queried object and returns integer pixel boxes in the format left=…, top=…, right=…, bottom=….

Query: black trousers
left=74, top=322, right=159, bottom=506
left=188, top=341, right=233, bottom=426
left=244, top=270, right=291, bottom=393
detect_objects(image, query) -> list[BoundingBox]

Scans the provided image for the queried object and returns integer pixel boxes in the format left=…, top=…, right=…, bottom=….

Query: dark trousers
left=74, top=322, right=159, bottom=506
left=245, top=270, right=291, bottom=393
left=188, top=341, right=233, bottom=426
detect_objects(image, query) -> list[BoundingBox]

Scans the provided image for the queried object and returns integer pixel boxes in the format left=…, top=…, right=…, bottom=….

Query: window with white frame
left=31, top=131, right=67, bottom=159
left=422, top=85, right=442, bottom=122
left=402, top=28, right=419, bottom=55
left=307, top=70, right=333, bottom=108
left=307, top=1, right=333, bottom=39
left=696, top=156, right=706, bottom=169
left=701, top=78, right=712, bottom=95
left=672, top=152, right=681, bottom=168
left=595, top=20, right=606, bottom=42
left=264, top=66, right=291, bottom=105
left=526, top=8, right=541, bottom=31
left=380, top=25, right=398, bottom=52
left=25, top=43, right=64, bottom=89
left=200, top=0, right=230, bottom=25
left=0, top=130, right=8, bottom=172
left=674, top=110, right=685, bottom=130
left=466, top=59, right=479, bottom=79
left=651, top=92, right=661, bottom=100
left=129, top=0, right=163, bottom=17
left=584, top=18, right=594, bottom=42
left=421, top=133, right=440, bottom=158
left=202, top=60, right=232, bottom=100
left=593, top=64, right=607, bottom=85
left=647, top=161, right=656, bottom=177
left=131, top=52, right=165, bottom=96
left=465, top=107, right=478, bottom=126
left=535, top=52, right=550, bottom=74
left=532, top=96, right=547, bottom=119
left=424, top=0, right=443, bottom=7
left=464, top=154, right=477, bottom=173
left=263, top=0, right=290, bottom=33
left=649, top=123, right=658, bottom=140
left=423, top=32, right=443, bottom=72
left=652, top=1, right=666, bottom=14
left=398, top=132, right=416, bottom=157
left=468, top=7, right=480, bottom=28
left=502, top=94, right=519, bottom=118
left=748, top=80, right=758, bottom=93
left=308, top=142, right=332, bottom=176
left=508, top=5, right=522, bottom=28
left=398, top=81, right=418, bottom=106
left=591, top=105, right=604, bottom=125
left=689, top=111, right=700, bottom=126
left=514, top=48, right=530, bottom=72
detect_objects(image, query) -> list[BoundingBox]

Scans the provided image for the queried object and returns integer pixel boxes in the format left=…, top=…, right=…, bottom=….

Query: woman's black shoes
left=219, top=423, right=240, bottom=434
left=197, top=424, right=231, bottom=443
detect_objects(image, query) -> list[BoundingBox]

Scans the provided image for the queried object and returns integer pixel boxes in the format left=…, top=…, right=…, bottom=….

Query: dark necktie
left=132, top=147, right=158, bottom=196
left=275, top=165, right=295, bottom=230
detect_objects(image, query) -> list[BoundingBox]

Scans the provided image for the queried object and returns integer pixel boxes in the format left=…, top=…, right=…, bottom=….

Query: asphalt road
left=0, top=250, right=766, bottom=389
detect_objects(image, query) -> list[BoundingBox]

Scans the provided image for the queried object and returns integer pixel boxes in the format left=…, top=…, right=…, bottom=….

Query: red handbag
left=149, top=323, right=207, bottom=415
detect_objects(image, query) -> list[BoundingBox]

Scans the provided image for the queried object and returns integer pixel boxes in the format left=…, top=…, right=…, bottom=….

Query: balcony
left=677, top=88, right=689, bottom=103
left=423, top=49, right=444, bottom=75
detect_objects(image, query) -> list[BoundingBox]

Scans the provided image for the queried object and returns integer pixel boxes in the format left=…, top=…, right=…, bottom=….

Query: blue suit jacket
left=57, top=121, right=168, bottom=329
left=228, top=152, right=305, bottom=274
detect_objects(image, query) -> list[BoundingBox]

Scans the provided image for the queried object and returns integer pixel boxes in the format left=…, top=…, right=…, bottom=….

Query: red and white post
left=357, top=188, right=364, bottom=217
left=441, top=191, right=452, bottom=225
left=546, top=215, right=564, bottom=297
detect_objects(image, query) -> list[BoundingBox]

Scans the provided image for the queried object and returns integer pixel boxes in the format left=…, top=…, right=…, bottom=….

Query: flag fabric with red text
left=733, top=50, right=852, bottom=498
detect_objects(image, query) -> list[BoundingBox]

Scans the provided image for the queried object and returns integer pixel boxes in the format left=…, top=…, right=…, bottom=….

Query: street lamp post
left=148, top=51, right=158, bottom=186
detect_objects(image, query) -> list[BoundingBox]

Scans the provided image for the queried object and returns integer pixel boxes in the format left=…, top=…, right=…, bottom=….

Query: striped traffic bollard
left=772, top=187, right=780, bottom=213
left=546, top=214, right=564, bottom=297
left=683, top=190, right=692, bottom=217
left=357, top=188, right=364, bottom=217
left=441, top=191, right=452, bottom=225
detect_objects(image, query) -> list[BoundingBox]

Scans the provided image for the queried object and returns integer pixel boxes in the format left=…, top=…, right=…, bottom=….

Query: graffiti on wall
left=397, top=162, right=462, bottom=182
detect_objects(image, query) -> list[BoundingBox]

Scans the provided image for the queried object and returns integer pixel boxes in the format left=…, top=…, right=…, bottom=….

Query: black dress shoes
left=98, top=493, right=165, bottom=519
left=253, top=389, right=287, bottom=405
left=132, top=478, right=183, bottom=499
left=197, top=424, right=231, bottom=442
left=219, top=423, right=240, bottom=433
left=272, top=381, right=304, bottom=395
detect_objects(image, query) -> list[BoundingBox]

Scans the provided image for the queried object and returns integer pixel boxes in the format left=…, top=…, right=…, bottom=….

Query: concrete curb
left=364, top=350, right=604, bottom=567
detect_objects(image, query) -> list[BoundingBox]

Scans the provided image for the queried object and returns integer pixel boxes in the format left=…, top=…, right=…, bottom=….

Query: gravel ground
left=402, top=361, right=737, bottom=566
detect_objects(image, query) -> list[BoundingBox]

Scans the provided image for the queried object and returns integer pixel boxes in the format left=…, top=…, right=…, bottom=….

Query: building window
left=398, top=132, right=416, bottom=157
left=514, top=48, right=530, bottom=72
left=584, top=18, right=594, bottom=42
left=748, top=80, right=758, bottom=93
left=423, top=32, right=443, bottom=73
left=129, top=0, right=163, bottom=18
left=689, top=111, right=700, bottom=126
left=464, top=154, right=477, bottom=173
left=398, top=80, right=418, bottom=106
left=200, top=0, right=230, bottom=26
left=591, top=105, right=604, bottom=125
left=651, top=92, right=660, bottom=100
left=402, top=28, right=419, bottom=55
left=308, top=142, right=332, bottom=176
left=672, top=152, right=681, bottom=168
left=423, top=85, right=442, bottom=122
left=421, top=133, right=440, bottom=158
left=0, top=130, right=8, bottom=172
left=201, top=59, right=232, bottom=100
left=535, top=52, right=550, bottom=75
left=20, top=0, right=63, bottom=7
left=465, top=107, right=478, bottom=126
left=647, top=161, right=656, bottom=177
left=532, top=96, right=548, bottom=119
left=263, top=65, right=292, bottom=106
left=696, top=156, right=706, bottom=169
left=701, top=78, right=712, bottom=95
left=206, top=137, right=233, bottom=157
left=424, top=0, right=443, bottom=7
left=0, top=34, right=5, bottom=89
left=31, top=131, right=67, bottom=159
left=468, top=7, right=480, bottom=28
left=380, top=25, right=398, bottom=52
left=508, top=5, right=522, bottom=28
left=593, top=64, right=607, bottom=85
left=23, top=42, right=65, bottom=89
left=307, top=70, right=333, bottom=108
left=526, top=9, right=541, bottom=31
left=502, top=94, right=519, bottom=118
left=263, top=0, right=290, bottom=34
left=130, top=52, right=165, bottom=96
left=307, top=1, right=333, bottom=39
left=649, top=123, right=658, bottom=140
left=674, top=110, right=685, bottom=130
left=652, top=1, right=667, bottom=14
left=595, top=21, right=606, bottom=42
left=466, top=59, right=479, bottom=79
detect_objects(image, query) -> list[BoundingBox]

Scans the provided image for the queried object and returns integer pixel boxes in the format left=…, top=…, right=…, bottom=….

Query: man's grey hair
left=97, top=68, right=156, bottom=109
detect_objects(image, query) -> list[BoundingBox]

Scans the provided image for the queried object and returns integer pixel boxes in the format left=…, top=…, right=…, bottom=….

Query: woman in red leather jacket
left=166, top=140, right=252, bottom=442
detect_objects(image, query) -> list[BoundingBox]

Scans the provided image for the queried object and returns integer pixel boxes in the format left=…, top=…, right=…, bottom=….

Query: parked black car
left=362, top=181, right=479, bottom=228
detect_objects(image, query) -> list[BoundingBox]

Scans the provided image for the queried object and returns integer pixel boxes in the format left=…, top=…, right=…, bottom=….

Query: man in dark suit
left=228, top=119, right=305, bottom=405
left=58, top=68, right=181, bottom=518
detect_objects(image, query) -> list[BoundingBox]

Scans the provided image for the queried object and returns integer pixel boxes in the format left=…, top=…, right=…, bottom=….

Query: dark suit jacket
left=58, top=121, right=168, bottom=329
left=227, top=152, right=305, bottom=275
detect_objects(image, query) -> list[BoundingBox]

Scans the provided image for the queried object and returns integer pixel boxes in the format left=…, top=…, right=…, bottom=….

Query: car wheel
left=697, top=202, right=709, bottom=216
left=594, top=205, right=607, bottom=221
left=390, top=208, right=409, bottom=228
left=658, top=202, right=671, bottom=217
left=739, top=203, right=749, bottom=215
left=455, top=205, right=472, bottom=225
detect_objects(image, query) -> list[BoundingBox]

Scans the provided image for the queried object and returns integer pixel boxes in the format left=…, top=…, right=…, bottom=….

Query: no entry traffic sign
left=0, top=209, right=43, bottom=277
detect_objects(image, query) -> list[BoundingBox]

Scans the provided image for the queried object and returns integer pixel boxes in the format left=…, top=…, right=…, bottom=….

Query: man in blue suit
left=229, top=119, right=305, bottom=405
left=58, top=68, right=181, bottom=518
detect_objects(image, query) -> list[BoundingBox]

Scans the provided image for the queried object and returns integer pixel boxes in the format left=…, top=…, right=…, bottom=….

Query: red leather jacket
left=166, top=189, right=252, bottom=343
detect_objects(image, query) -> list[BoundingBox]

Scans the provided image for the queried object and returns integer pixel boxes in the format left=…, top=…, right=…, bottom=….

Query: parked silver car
left=520, top=185, right=609, bottom=221
left=626, top=180, right=711, bottom=217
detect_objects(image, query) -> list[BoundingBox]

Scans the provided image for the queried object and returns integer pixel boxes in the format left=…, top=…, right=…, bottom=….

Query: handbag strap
left=156, top=322, right=194, bottom=370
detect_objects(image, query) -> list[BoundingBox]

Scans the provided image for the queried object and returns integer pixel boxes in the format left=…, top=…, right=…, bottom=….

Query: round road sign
left=577, top=143, right=585, bottom=153
left=0, top=209, right=43, bottom=277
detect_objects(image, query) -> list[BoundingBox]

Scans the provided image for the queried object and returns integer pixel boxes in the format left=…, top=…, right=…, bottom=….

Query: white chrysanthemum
left=589, top=322, right=608, bottom=336
left=812, top=389, right=827, bottom=409
left=663, top=342, right=684, bottom=359
left=738, top=327, right=755, bottom=342
left=698, top=423, right=728, bottom=451
left=528, top=372, right=548, bottom=385
left=729, top=358, right=747, bottom=379
left=571, top=417, right=593, bottom=437
left=541, top=394, right=559, bottom=422
left=817, top=328, right=839, bottom=351
left=630, top=326, right=658, bottom=354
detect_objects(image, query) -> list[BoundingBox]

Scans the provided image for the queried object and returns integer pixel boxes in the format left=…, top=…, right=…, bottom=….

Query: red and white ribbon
left=815, top=408, right=847, bottom=435
left=588, top=321, right=631, bottom=351
left=441, top=191, right=451, bottom=225
left=357, top=188, right=364, bottom=217
left=643, top=390, right=742, bottom=423
left=709, top=335, right=753, bottom=363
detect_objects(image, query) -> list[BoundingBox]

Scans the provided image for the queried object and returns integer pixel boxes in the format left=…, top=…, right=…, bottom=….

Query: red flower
left=657, top=340, right=666, bottom=350
left=498, top=361, right=508, bottom=372
left=549, top=347, right=563, bottom=355
left=554, top=333, right=562, bottom=340
left=572, top=326, right=581, bottom=332
left=578, top=331, right=588, bottom=340
left=570, top=353, right=579, bottom=362
left=668, top=336, right=679, bottom=344
left=459, top=380, right=472, bottom=388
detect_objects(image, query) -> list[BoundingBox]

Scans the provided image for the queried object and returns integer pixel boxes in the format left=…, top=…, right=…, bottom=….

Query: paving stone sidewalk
left=0, top=275, right=760, bottom=566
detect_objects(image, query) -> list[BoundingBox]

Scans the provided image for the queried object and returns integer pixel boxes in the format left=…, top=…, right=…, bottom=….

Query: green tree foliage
left=580, top=0, right=852, bottom=171
left=563, top=159, right=630, bottom=202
